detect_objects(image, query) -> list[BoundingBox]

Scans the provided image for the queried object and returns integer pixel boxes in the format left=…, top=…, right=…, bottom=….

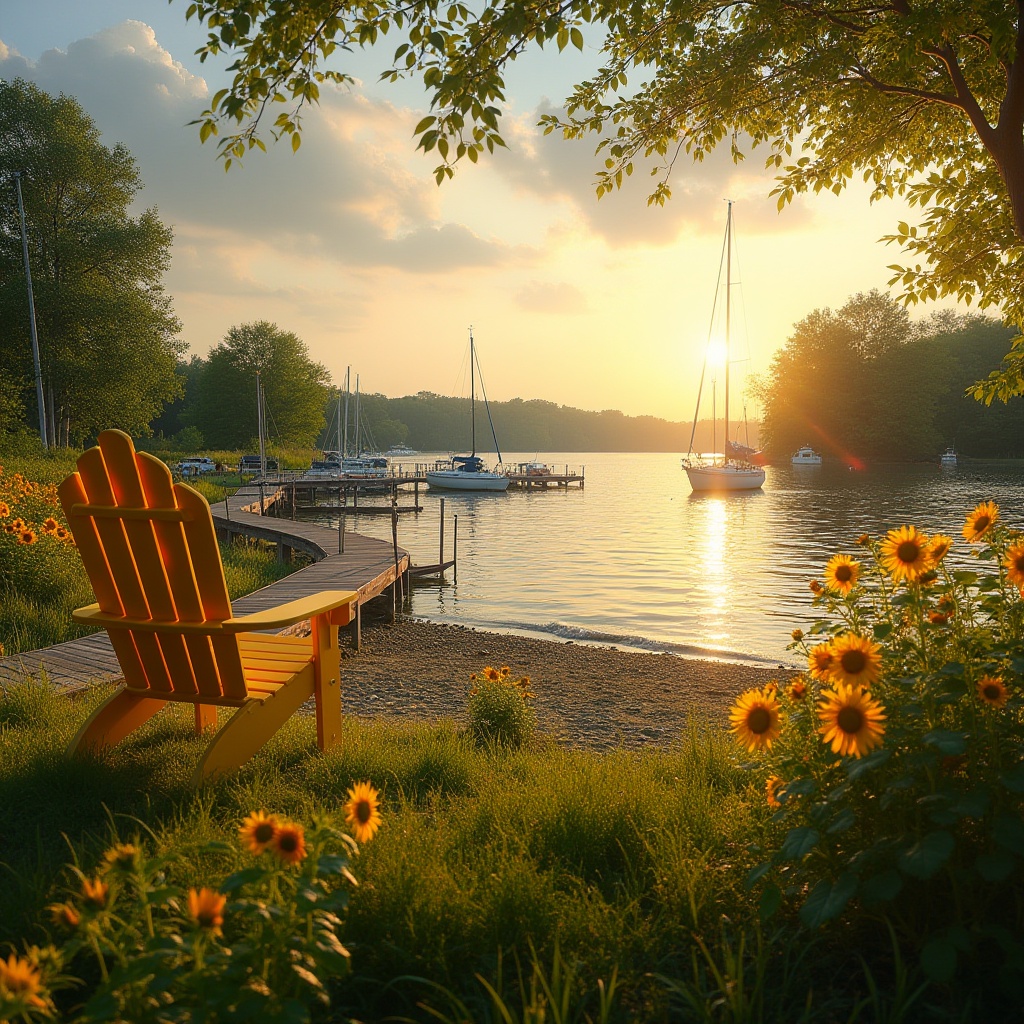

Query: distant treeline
left=759, top=293, right=1024, bottom=460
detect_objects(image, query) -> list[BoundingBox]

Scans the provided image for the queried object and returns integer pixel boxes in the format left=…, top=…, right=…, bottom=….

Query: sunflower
left=765, top=775, right=785, bottom=810
left=81, top=877, right=108, bottom=909
left=817, top=684, right=886, bottom=758
left=787, top=678, right=808, bottom=701
left=271, top=822, right=307, bottom=864
left=484, top=666, right=501, bottom=681
left=0, top=501, right=8, bottom=517
left=963, top=501, right=1000, bottom=543
left=41, top=517, right=59, bottom=534
left=48, top=903, right=80, bottom=929
left=344, top=781, right=382, bottom=843
left=823, top=553, right=861, bottom=596
left=0, top=953, right=47, bottom=1009
left=728, top=688, right=782, bottom=752
left=791, top=628, right=804, bottom=642
left=807, top=642, right=835, bottom=681
left=188, top=887, right=227, bottom=936
left=929, top=610, right=950, bottom=625
left=1005, top=541, right=1024, bottom=589
left=809, top=580, right=824, bottom=595
left=880, top=525, right=931, bottom=583
left=976, top=675, right=1009, bottom=708
left=826, top=633, right=882, bottom=687
left=101, top=843, right=138, bottom=874
left=18, top=529, right=37, bottom=545
left=856, top=533, right=871, bottom=547
left=929, top=534, right=954, bottom=563
left=239, top=810, right=279, bottom=855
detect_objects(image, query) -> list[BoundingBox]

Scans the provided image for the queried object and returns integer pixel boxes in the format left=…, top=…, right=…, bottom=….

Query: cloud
left=493, top=102, right=813, bottom=245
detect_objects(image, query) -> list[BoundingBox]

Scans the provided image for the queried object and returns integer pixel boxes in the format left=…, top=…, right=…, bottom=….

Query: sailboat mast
left=354, top=374, right=361, bottom=457
left=469, top=326, right=476, bottom=457
left=724, top=200, right=731, bottom=462
left=342, top=367, right=350, bottom=458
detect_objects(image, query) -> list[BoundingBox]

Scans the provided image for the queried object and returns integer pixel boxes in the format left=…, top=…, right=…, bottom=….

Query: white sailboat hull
left=426, top=470, right=510, bottom=491
left=684, top=464, right=766, bottom=491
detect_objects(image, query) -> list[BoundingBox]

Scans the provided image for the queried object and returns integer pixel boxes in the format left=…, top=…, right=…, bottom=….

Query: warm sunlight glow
left=705, top=338, right=728, bottom=369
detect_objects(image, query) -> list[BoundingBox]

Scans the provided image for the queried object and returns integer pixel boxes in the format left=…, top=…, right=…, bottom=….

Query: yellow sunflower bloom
left=18, top=529, right=37, bottom=545
left=928, top=534, right=954, bottom=563
left=766, top=775, right=785, bottom=810
left=48, top=903, right=80, bottom=929
left=817, top=684, right=886, bottom=758
left=271, top=822, right=307, bottom=865
left=41, top=517, right=59, bottom=534
left=188, top=887, right=227, bottom=936
left=787, top=678, right=808, bottom=701
left=976, top=675, right=1009, bottom=708
left=880, top=525, right=931, bottom=583
left=0, top=953, right=47, bottom=1009
left=239, top=810, right=279, bottom=855
left=1005, top=541, right=1024, bottom=590
left=101, top=843, right=139, bottom=874
left=484, top=666, right=500, bottom=681
left=807, top=642, right=835, bottom=681
left=823, top=553, right=861, bottom=596
left=81, top=877, right=108, bottom=909
left=344, top=780, right=383, bottom=843
left=728, top=688, right=782, bottom=752
left=0, top=501, right=9, bottom=517
left=826, top=632, right=882, bottom=687
left=963, top=501, right=999, bottom=543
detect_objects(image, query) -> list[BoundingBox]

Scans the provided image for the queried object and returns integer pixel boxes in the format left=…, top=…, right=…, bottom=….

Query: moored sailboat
left=426, top=328, right=510, bottom=492
left=682, top=202, right=766, bottom=492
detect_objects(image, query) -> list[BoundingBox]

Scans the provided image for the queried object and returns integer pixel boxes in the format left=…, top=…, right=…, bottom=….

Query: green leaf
left=780, top=826, right=820, bottom=861
left=413, top=115, right=436, bottom=134
left=745, top=862, right=772, bottom=889
left=999, top=764, right=1024, bottom=792
left=921, top=936, right=958, bottom=982
left=827, top=808, right=856, bottom=834
left=759, top=883, right=782, bottom=921
left=800, top=873, right=857, bottom=928
left=975, top=849, right=1016, bottom=882
left=994, top=814, right=1024, bottom=855
left=861, top=869, right=903, bottom=903
left=846, top=748, right=891, bottom=779
left=899, top=831, right=955, bottom=880
left=219, top=867, right=267, bottom=893
left=922, top=730, right=969, bottom=755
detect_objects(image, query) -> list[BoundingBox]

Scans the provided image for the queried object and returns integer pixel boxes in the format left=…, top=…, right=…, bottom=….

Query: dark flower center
left=837, top=706, right=865, bottom=734
left=983, top=684, right=1002, bottom=701
left=896, top=541, right=920, bottom=563
left=254, top=823, right=274, bottom=844
left=1014, top=556, right=1024, bottom=573
left=840, top=649, right=867, bottom=674
left=835, top=565, right=853, bottom=582
left=356, top=800, right=372, bottom=824
left=747, top=707, right=772, bottom=734
left=975, top=515, right=991, bottom=532
left=198, top=908, right=220, bottom=929
left=278, top=833, right=298, bottom=853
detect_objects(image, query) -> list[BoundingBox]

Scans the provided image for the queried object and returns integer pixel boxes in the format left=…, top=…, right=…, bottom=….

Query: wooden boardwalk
left=0, top=487, right=410, bottom=690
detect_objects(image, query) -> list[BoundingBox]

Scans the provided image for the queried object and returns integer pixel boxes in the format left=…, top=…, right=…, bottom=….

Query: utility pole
left=13, top=170, right=46, bottom=447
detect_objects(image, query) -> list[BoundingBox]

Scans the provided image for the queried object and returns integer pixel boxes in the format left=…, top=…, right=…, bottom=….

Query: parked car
left=239, top=454, right=279, bottom=473
left=176, top=457, right=217, bottom=476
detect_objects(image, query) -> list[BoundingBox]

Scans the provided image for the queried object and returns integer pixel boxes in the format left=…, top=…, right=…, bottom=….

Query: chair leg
left=195, top=704, right=218, bottom=734
left=312, top=612, right=342, bottom=751
left=192, top=673, right=315, bottom=785
left=68, top=686, right=167, bottom=756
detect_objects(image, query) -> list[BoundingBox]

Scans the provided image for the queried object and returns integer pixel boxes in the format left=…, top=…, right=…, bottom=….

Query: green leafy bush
left=466, top=665, right=537, bottom=749
left=732, top=502, right=1024, bottom=996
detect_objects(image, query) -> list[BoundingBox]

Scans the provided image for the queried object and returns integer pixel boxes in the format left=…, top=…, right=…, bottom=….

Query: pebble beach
left=337, top=617, right=790, bottom=750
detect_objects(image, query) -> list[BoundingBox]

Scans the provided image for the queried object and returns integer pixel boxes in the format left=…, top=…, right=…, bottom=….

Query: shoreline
left=339, top=616, right=792, bottom=750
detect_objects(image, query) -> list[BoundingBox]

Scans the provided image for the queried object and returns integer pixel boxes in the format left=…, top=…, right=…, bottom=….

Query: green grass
left=0, top=682, right=995, bottom=1023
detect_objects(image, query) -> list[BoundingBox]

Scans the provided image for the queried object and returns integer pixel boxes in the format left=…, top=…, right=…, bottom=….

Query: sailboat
left=682, top=201, right=766, bottom=492
left=426, top=328, right=510, bottom=492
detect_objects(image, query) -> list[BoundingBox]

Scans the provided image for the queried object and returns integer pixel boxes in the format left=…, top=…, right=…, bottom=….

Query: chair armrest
left=223, top=591, right=358, bottom=632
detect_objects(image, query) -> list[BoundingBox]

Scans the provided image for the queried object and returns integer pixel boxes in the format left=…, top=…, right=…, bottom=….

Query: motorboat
left=940, top=447, right=957, bottom=466
left=792, top=446, right=823, bottom=466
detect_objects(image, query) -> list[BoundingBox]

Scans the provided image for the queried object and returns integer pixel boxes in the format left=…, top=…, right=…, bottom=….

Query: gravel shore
left=338, top=617, right=790, bottom=750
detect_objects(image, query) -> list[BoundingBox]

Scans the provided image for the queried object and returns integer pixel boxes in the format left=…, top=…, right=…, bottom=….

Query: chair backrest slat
left=59, top=430, right=248, bottom=702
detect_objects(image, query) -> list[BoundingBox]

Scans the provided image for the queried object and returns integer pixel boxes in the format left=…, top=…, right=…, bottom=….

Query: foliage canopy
left=0, top=79, right=183, bottom=444
left=182, top=2, right=1024, bottom=377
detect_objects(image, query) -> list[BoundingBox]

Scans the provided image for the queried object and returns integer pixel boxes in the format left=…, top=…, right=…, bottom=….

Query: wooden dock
left=0, top=487, right=411, bottom=690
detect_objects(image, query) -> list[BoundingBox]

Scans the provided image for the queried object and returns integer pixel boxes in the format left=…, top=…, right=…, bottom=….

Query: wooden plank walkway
left=0, top=487, right=410, bottom=690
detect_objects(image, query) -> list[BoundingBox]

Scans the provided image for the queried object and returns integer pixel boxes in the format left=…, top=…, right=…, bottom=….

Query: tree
left=182, top=3, right=1024, bottom=375
left=190, top=321, right=331, bottom=449
left=0, top=79, right=183, bottom=445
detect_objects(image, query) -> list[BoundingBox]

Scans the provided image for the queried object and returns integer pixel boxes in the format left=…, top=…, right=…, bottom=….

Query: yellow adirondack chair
left=58, top=429, right=357, bottom=784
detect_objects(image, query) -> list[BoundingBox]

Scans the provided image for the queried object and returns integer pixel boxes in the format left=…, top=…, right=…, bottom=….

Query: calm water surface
left=315, top=453, right=1024, bottom=665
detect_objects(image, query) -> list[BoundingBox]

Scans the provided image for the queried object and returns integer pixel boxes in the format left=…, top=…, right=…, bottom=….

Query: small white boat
left=940, top=447, right=957, bottom=466
left=684, top=463, right=768, bottom=491
left=386, top=443, right=417, bottom=457
left=426, top=328, right=510, bottom=492
left=791, top=446, right=823, bottom=466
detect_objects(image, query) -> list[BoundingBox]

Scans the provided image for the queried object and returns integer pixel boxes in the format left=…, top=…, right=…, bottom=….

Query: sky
left=0, top=1, right=966, bottom=421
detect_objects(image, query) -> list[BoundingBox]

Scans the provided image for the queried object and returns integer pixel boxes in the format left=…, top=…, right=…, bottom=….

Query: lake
left=311, top=453, right=1024, bottom=665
